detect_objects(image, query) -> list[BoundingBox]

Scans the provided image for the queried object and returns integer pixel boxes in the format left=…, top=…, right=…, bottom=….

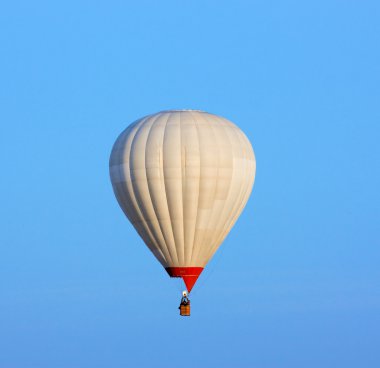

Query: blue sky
left=0, top=1, right=379, bottom=367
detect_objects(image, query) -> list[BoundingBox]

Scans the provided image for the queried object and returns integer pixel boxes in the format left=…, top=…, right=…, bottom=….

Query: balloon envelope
left=109, top=110, right=255, bottom=291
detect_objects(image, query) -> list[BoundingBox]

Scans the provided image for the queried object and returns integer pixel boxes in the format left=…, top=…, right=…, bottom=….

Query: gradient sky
left=1, top=1, right=379, bottom=367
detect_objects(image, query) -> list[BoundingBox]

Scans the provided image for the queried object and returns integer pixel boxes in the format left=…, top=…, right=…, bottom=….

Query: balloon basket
left=180, top=304, right=190, bottom=316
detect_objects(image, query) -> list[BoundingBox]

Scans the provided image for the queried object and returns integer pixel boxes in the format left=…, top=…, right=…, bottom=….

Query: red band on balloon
left=165, top=267, right=204, bottom=292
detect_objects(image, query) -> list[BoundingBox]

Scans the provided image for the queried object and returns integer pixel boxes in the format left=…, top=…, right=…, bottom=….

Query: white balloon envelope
left=109, top=110, right=256, bottom=292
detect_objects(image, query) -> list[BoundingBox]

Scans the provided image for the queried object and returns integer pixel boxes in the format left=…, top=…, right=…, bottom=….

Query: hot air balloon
left=109, top=110, right=255, bottom=313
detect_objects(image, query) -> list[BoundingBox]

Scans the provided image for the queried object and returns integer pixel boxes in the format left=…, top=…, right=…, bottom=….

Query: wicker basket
left=180, top=304, right=191, bottom=316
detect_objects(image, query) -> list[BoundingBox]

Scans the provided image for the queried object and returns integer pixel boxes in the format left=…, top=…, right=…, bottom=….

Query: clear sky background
left=1, top=1, right=379, bottom=367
